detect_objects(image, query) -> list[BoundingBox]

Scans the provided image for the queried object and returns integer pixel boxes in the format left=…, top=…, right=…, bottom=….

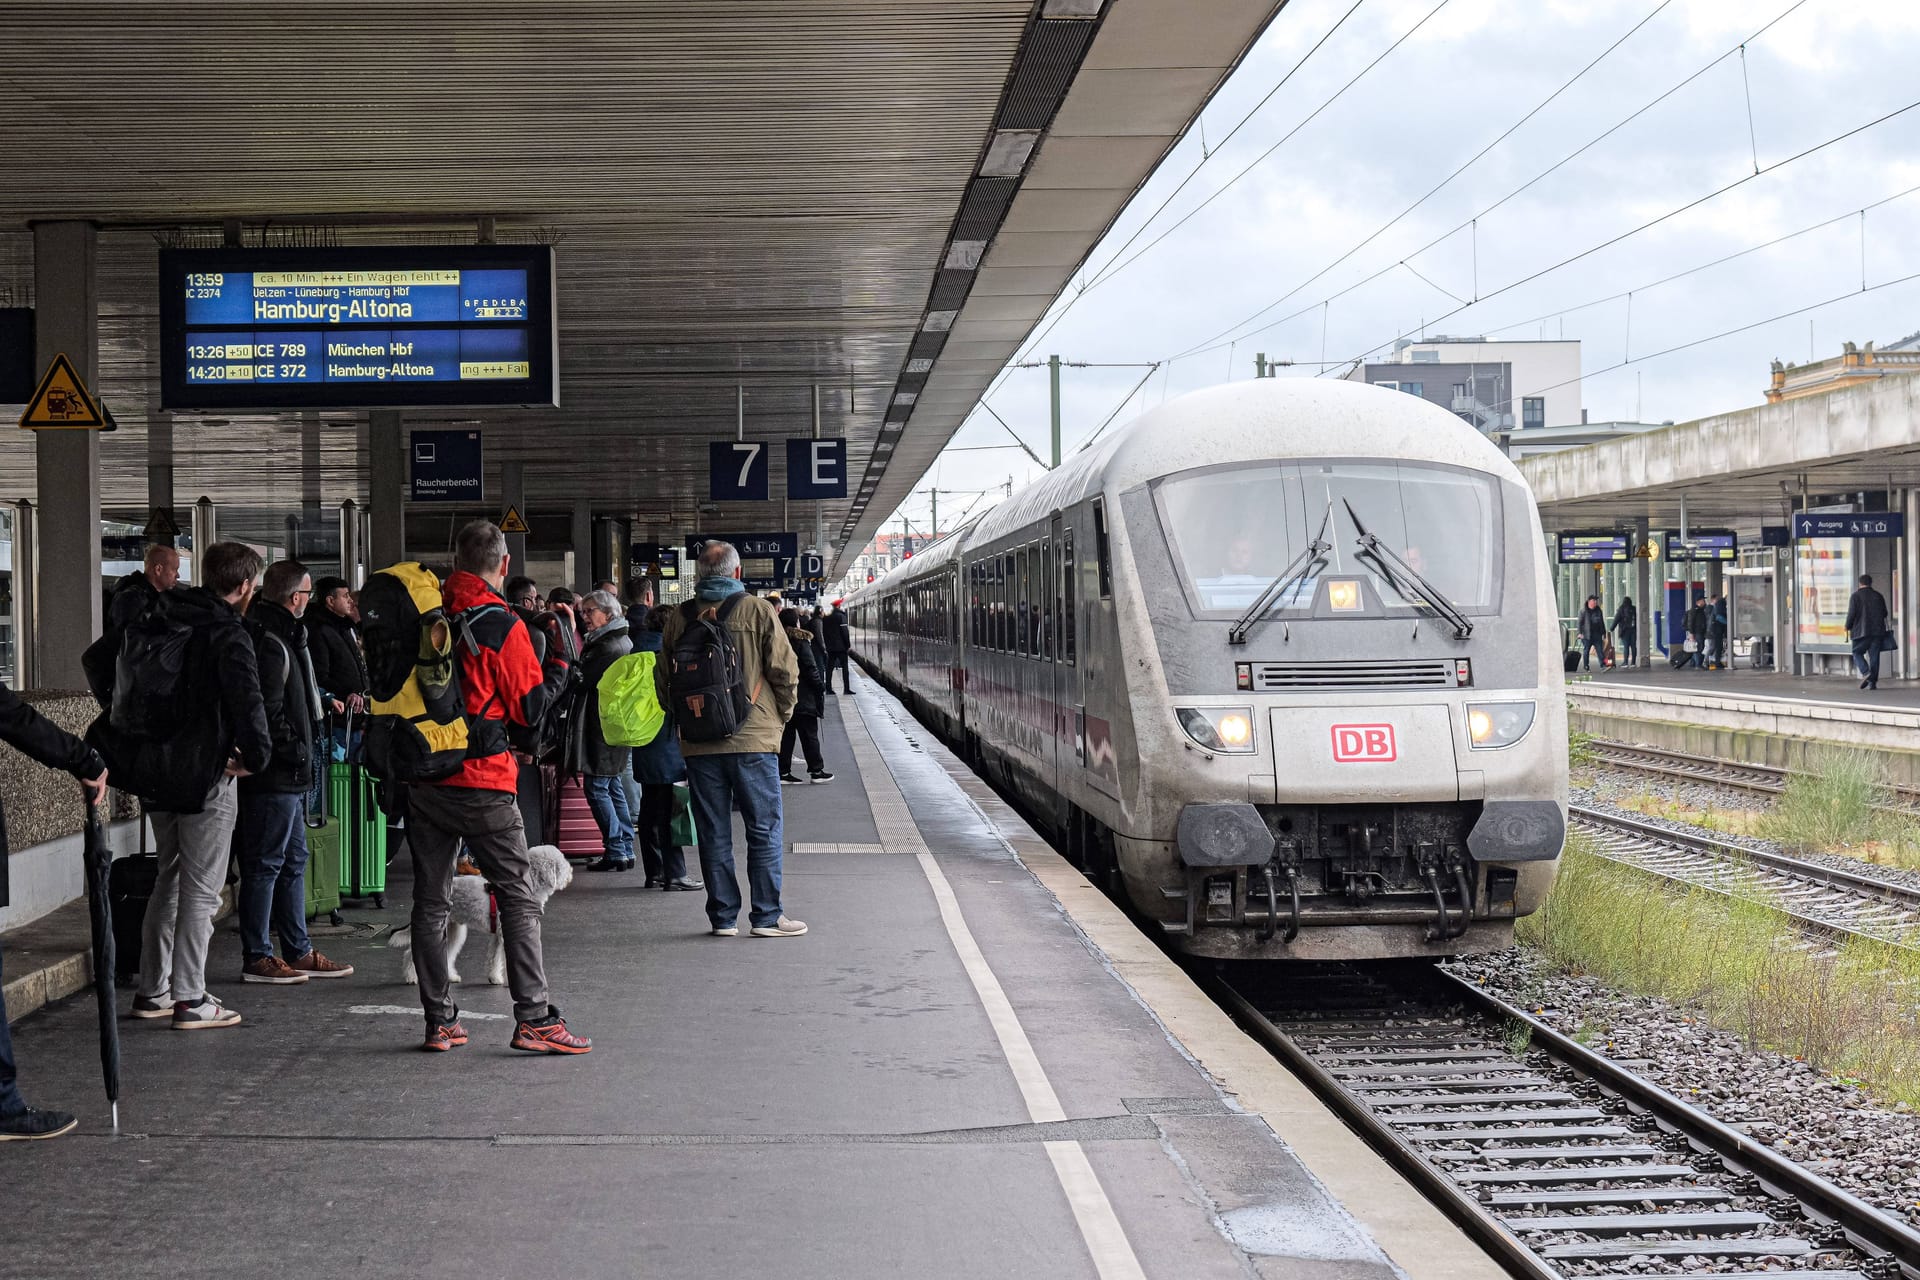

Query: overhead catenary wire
left=1472, top=181, right=1920, bottom=341
left=1074, top=363, right=1163, bottom=455
left=1321, top=93, right=1920, bottom=374
left=1176, top=0, right=1817, bottom=361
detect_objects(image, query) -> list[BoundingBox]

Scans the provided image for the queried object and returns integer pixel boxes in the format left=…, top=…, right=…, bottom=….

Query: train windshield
left=1155, top=460, right=1503, bottom=617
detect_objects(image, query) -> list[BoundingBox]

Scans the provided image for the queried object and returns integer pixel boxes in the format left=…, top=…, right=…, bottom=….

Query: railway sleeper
left=1537, top=1236, right=1817, bottom=1261
left=1506, top=1210, right=1778, bottom=1235
left=1448, top=1162, right=1697, bottom=1184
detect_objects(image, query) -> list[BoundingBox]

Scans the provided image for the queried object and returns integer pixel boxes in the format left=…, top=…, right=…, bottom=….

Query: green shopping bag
left=669, top=781, right=698, bottom=849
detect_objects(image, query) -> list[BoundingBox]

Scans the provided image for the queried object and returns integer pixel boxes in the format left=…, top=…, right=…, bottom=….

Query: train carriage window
left=1062, top=527, right=1077, bottom=666
left=1041, top=537, right=1053, bottom=659
left=1091, top=498, right=1113, bottom=599
left=1007, top=549, right=1019, bottom=656
left=1001, top=552, right=1015, bottom=652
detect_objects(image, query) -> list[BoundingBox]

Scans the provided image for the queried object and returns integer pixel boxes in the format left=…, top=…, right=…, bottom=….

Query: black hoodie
left=247, top=599, right=322, bottom=794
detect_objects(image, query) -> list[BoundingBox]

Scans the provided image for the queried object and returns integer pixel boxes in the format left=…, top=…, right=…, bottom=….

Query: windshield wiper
left=1341, top=498, right=1475, bottom=640
left=1227, top=503, right=1333, bottom=646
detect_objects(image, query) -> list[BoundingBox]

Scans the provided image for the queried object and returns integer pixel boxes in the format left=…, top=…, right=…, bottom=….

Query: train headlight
left=1177, top=706, right=1257, bottom=754
left=1466, top=701, right=1535, bottom=750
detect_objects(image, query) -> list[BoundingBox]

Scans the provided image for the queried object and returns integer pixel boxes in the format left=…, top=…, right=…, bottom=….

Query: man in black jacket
left=113, top=542, right=274, bottom=1031
left=239, top=560, right=354, bottom=985
left=83, top=544, right=182, bottom=707
left=1845, top=573, right=1891, bottom=690
left=305, top=575, right=368, bottom=719
left=819, top=601, right=853, bottom=694
left=0, top=690, right=108, bottom=1141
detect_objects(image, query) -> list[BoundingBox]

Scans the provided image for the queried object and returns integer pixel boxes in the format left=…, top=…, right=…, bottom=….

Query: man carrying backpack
left=405, top=520, right=590, bottom=1055
left=104, top=541, right=273, bottom=1030
left=656, top=541, right=805, bottom=939
left=573, top=590, right=637, bottom=872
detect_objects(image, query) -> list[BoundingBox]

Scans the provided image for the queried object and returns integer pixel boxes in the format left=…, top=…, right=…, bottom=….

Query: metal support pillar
left=500, top=460, right=526, bottom=572
left=368, top=411, right=405, bottom=569
left=12, top=502, right=36, bottom=689
left=339, top=499, right=362, bottom=589
left=1635, top=520, right=1652, bottom=669
left=1903, top=488, right=1920, bottom=680
left=31, top=220, right=100, bottom=688
left=1048, top=354, right=1062, bottom=470
left=571, top=502, right=592, bottom=592
left=148, top=412, right=176, bottom=544
left=191, top=497, right=217, bottom=564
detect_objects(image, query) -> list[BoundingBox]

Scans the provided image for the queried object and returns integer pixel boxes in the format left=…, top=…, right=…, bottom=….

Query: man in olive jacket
left=656, top=541, right=804, bottom=938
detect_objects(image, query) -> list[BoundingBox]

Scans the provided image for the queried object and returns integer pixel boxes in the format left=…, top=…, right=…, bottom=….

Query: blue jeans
left=584, top=773, right=635, bottom=864
left=685, top=753, right=785, bottom=929
left=0, top=945, right=23, bottom=1116
left=237, top=790, right=313, bottom=964
left=1853, top=637, right=1883, bottom=686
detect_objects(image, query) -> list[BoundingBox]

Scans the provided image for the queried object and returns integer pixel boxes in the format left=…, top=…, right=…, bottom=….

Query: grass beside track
left=1757, top=749, right=1920, bottom=871
left=1519, top=837, right=1920, bottom=1108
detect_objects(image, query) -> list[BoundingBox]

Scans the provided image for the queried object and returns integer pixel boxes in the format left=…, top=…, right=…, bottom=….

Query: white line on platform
left=347, top=1004, right=509, bottom=1021
left=841, top=700, right=1148, bottom=1280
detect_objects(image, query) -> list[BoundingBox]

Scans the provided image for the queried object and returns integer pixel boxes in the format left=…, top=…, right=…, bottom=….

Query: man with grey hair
left=656, top=540, right=805, bottom=938
left=407, top=520, right=591, bottom=1055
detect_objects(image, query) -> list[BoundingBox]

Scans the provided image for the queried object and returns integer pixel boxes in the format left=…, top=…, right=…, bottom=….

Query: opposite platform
left=0, top=675, right=1496, bottom=1280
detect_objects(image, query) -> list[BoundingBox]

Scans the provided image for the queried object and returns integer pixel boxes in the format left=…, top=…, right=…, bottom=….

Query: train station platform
left=0, top=678, right=1494, bottom=1280
left=1570, top=665, right=1920, bottom=775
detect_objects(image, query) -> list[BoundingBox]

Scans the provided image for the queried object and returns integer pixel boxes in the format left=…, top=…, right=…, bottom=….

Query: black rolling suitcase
left=109, top=813, right=157, bottom=980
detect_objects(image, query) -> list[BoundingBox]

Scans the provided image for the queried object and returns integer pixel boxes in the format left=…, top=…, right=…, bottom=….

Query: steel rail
left=1440, top=970, right=1920, bottom=1279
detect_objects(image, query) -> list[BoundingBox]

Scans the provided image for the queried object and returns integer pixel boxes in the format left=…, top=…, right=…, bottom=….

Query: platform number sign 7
left=710, top=440, right=770, bottom=501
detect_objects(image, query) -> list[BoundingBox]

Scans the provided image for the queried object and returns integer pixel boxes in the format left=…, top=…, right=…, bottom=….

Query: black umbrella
left=81, top=799, right=121, bottom=1133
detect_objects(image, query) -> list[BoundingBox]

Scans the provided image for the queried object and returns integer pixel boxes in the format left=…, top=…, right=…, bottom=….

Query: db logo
left=1331, top=724, right=1396, bottom=762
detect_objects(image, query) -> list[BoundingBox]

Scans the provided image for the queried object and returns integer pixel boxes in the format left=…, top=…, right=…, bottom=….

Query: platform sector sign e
left=786, top=438, right=847, bottom=499
left=158, top=246, right=558, bottom=410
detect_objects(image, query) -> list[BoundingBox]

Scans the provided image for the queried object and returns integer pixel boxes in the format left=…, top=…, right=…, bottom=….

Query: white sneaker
left=710, top=927, right=738, bottom=937
left=751, top=917, right=808, bottom=938
left=171, top=998, right=243, bottom=1030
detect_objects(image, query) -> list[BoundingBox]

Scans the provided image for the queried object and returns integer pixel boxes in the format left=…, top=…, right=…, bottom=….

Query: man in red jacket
left=409, top=520, right=591, bottom=1055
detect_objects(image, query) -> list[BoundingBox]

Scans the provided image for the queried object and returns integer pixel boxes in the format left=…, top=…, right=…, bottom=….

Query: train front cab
left=1108, top=451, right=1568, bottom=960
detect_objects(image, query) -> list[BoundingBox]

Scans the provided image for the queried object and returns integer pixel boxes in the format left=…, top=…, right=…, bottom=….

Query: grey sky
left=883, top=0, right=1920, bottom=542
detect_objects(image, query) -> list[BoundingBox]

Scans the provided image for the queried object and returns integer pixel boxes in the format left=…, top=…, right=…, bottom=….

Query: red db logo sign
left=1331, top=724, right=1396, bottom=762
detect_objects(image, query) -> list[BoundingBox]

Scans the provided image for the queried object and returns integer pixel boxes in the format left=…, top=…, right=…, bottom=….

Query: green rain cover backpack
left=597, top=650, right=666, bottom=748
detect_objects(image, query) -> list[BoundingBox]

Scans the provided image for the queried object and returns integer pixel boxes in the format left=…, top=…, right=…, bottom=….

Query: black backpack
left=108, top=595, right=198, bottom=741
left=668, top=595, right=752, bottom=744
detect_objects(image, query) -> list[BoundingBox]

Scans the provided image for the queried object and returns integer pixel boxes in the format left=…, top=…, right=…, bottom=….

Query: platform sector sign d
left=409, top=429, right=483, bottom=504
left=786, top=438, right=847, bottom=499
left=710, top=441, right=770, bottom=501
left=1793, top=512, right=1906, bottom=539
left=158, top=245, right=558, bottom=411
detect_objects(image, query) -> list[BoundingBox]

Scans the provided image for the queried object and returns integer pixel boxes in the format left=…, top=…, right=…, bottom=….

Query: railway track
left=1212, top=963, right=1918, bottom=1280
left=1587, top=741, right=1920, bottom=809
left=1568, top=806, right=1920, bottom=952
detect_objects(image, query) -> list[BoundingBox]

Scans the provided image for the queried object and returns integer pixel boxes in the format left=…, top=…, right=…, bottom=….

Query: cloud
left=897, top=0, right=1920, bottom=535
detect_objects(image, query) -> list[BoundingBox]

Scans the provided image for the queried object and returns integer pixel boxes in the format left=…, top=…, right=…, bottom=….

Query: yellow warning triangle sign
left=499, top=504, right=530, bottom=535
left=18, top=353, right=106, bottom=430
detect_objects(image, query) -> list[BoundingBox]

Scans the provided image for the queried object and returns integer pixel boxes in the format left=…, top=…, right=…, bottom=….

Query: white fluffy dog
left=390, top=845, right=573, bottom=987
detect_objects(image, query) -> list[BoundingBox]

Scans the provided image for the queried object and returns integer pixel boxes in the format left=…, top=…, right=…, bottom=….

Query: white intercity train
left=846, top=378, right=1567, bottom=961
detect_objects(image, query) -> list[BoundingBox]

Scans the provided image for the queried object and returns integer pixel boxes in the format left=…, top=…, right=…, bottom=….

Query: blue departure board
left=160, top=247, right=557, bottom=409
left=1556, top=530, right=1632, bottom=563
left=1663, top=530, right=1737, bottom=562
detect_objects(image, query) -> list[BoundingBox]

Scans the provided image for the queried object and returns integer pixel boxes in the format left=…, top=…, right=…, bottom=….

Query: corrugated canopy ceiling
left=0, top=0, right=1283, bottom=572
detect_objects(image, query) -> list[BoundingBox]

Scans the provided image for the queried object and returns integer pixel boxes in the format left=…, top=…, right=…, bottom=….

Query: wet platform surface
left=1577, top=664, right=1920, bottom=710
left=0, top=676, right=1418, bottom=1280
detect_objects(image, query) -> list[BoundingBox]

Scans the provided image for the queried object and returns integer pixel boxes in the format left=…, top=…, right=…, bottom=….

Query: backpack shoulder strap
left=716, top=593, right=747, bottom=624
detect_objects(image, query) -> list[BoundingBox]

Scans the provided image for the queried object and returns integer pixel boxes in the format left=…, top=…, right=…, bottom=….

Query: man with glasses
left=237, top=559, right=353, bottom=986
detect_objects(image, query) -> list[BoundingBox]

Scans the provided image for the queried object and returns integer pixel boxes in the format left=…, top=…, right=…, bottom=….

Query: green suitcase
left=330, top=762, right=388, bottom=908
left=305, top=814, right=344, bottom=925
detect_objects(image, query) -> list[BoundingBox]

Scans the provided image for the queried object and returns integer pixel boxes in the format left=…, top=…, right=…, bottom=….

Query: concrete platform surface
left=1578, top=663, right=1920, bottom=709
left=0, top=678, right=1481, bottom=1280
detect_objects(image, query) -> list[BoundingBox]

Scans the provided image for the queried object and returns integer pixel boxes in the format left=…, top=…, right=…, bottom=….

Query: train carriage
left=848, top=378, right=1566, bottom=961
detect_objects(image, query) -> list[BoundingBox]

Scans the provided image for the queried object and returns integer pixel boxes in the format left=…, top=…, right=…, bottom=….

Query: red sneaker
left=510, top=1008, right=592, bottom=1055
left=422, top=1021, right=469, bottom=1052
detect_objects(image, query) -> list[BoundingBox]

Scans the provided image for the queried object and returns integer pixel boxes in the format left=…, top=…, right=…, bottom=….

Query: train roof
left=850, top=377, right=1523, bottom=603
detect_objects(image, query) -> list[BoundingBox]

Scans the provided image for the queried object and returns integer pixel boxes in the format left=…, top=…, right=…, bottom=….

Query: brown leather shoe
left=242, top=956, right=309, bottom=985
left=289, top=950, right=355, bottom=980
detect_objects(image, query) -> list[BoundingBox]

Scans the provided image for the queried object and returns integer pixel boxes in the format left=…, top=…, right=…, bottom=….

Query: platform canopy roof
left=1521, top=378, right=1920, bottom=532
left=0, top=0, right=1282, bottom=571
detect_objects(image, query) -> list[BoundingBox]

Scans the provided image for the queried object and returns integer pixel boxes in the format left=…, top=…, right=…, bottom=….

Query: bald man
left=109, top=544, right=180, bottom=629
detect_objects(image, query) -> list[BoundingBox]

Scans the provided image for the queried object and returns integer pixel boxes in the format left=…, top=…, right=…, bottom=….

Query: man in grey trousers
left=130, top=542, right=273, bottom=1030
